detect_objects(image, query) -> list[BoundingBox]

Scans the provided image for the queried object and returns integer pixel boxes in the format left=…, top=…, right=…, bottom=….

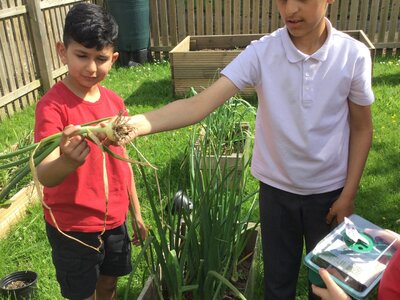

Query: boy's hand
left=311, top=269, right=351, bottom=300
left=326, top=194, right=354, bottom=225
left=59, top=125, right=90, bottom=169
left=131, top=218, right=149, bottom=246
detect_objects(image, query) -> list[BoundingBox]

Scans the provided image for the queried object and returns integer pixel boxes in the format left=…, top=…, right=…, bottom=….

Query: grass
left=0, top=56, right=399, bottom=299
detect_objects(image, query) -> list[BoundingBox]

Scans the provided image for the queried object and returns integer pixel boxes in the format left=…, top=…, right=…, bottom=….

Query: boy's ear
left=56, top=42, right=67, bottom=64
left=112, top=52, right=119, bottom=64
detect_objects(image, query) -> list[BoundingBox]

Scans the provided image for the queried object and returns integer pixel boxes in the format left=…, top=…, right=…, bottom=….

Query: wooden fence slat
left=271, top=0, right=280, bottom=31
left=53, top=5, right=65, bottom=70
left=0, top=5, right=25, bottom=19
left=44, top=10, right=57, bottom=70
left=168, top=0, right=178, bottom=46
left=196, top=0, right=204, bottom=35
left=348, top=0, right=359, bottom=30
left=18, top=15, right=34, bottom=84
left=328, top=0, right=339, bottom=28
left=359, top=0, right=370, bottom=33
left=0, top=36, right=10, bottom=96
left=0, top=21, right=16, bottom=94
left=40, top=0, right=82, bottom=10
left=159, top=0, right=169, bottom=45
left=214, top=0, right=222, bottom=35
left=368, top=0, right=380, bottom=42
left=205, top=0, right=213, bottom=35
left=339, top=0, right=350, bottom=30
left=378, top=0, right=390, bottom=43
left=388, top=0, right=400, bottom=42
left=261, top=0, right=270, bottom=33
left=233, top=0, right=240, bottom=34
left=149, top=0, right=160, bottom=52
left=5, top=18, right=22, bottom=90
left=176, top=0, right=186, bottom=42
left=242, top=0, right=250, bottom=33
left=187, top=0, right=195, bottom=35
left=224, top=0, right=232, bottom=34
left=26, top=0, right=53, bottom=92
left=12, top=16, right=27, bottom=87
left=251, top=0, right=260, bottom=33
left=0, top=79, right=40, bottom=107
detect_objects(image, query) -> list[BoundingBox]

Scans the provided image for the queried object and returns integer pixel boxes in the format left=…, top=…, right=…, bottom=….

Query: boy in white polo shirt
left=124, top=0, right=374, bottom=299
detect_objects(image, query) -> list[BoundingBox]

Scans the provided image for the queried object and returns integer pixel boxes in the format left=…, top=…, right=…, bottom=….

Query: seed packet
left=304, top=214, right=398, bottom=300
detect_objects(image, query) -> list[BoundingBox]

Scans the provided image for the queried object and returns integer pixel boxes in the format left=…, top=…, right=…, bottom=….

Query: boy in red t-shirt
left=34, top=3, right=147, bottom=299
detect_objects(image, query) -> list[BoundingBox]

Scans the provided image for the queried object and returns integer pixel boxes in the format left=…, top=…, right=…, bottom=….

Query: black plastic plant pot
left=0, top=271, right=37, bottom=300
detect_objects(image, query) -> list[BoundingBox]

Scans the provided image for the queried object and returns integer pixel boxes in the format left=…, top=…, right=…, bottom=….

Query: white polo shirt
left=221, top=19, right=374, bottom=195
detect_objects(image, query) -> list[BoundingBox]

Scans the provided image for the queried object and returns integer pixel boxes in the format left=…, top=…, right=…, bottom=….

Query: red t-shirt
left=34, top=81, right=131, bottom=232
left=378, top=248, right=400, bottom=299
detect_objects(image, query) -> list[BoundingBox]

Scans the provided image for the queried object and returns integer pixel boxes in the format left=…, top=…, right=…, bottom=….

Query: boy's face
left=276, top=0, right=334, bottom=40
left=57, top=41, right=118, bottom=91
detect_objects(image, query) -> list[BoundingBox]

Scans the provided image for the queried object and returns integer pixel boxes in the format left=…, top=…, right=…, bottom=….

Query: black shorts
left=45, top=222, right=132, bottom=300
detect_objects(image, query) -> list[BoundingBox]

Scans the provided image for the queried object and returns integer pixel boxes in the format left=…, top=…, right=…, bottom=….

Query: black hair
left=63, top=2, right=118, bottom=50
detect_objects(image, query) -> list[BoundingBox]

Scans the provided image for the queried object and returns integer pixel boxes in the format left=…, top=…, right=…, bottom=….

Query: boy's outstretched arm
left=129, top=76, right=239, bottom=137
left=36, top=125, right=90, bottom=187
left=326, top=101, right=373, bottom=224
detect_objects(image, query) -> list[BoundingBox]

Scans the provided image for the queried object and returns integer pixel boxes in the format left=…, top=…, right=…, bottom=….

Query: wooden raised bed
left=0, top=183, right=38, bottom=238
left=195, top=122, right=251, bottom=189
left=170, top=31, right=375, bottom=97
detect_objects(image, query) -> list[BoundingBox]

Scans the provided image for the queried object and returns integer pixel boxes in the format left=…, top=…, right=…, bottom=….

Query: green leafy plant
left=191, top=88, right=256, bottom=157
left=130, top=95, right=259, bottom=299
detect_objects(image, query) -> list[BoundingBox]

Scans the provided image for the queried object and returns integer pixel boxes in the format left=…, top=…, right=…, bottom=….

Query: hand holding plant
left=59, top=125, right=91, bottom=169
left=0, top=112, right=140, bottom=203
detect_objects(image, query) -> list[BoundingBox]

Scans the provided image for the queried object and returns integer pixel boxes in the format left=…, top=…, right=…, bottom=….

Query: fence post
left=25, top=0, right=54, bottom=92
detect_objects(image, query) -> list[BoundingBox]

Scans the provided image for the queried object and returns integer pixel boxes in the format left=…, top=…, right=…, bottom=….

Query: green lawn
left=0, top=56, right=399, bottom=299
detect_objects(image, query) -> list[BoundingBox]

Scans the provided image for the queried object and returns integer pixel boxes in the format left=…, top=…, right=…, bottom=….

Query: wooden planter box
left=170, top=31, right=375, bottom=97
left=195, top=122, right=251, bottom=188
left=0, top=183, right=38, bottom=238
left=138, top=224, right=262, bottom=300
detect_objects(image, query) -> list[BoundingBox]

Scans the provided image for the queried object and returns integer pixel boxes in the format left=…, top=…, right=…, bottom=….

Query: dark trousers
left=258, top=182, right=342, bottom=300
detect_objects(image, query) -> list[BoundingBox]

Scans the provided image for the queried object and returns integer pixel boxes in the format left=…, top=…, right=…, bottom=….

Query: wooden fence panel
left=0, top=0, right=91, bottom=120
left=0, top=0, right=399, bottom=120
left=149, top=0, right=400, bottom=57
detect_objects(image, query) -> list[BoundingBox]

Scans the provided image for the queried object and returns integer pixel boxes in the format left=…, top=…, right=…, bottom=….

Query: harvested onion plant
left=0, top=113, right=153, bottom=251
left=129, top=97, right=259, bottom=300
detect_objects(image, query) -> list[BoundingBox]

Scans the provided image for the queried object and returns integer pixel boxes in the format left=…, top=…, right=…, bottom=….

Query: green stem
left=0, top=118, right=112, bottom=160
left=0, top=140, right=59, bottom=202
left=0, top=156, right=30, bottom=169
